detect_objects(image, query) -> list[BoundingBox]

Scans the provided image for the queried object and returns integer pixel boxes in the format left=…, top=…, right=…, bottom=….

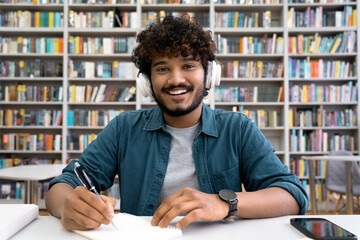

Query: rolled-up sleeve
left=239, top=115, right=309, bottom=215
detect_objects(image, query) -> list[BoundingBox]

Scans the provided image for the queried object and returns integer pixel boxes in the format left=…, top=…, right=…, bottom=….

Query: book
left=0, top=204, right=39, bottom=240
left=73, top=213, right=182, bottom=240
left=330, top=34, right=342, bottom=54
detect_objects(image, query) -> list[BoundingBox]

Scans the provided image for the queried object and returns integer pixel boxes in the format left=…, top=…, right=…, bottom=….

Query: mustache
left=161, top=84, right=194, bottom=93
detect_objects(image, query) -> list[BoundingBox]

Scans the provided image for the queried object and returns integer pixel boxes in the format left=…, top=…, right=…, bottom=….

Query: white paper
left=74, top=213, right=183, bottom=240
left=0, top=204, right=39, bottom=240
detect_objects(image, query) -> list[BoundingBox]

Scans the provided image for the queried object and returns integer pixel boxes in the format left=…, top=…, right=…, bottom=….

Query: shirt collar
left=143, top=103, right=218, bottom=138
left=200, top=103, right=218, bottom=137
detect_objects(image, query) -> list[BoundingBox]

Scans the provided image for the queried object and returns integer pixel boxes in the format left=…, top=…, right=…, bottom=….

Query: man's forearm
left=235, top=187, right=300, bottom=218
left=45, top=183, right=74, bottom=218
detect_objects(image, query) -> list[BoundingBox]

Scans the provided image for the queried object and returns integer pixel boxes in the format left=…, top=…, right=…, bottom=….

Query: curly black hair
left=131, top=14, right=216, bottom=81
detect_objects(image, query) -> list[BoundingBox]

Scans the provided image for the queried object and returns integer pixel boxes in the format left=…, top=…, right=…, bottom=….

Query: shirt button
left=157, top=173, right=163, bottom=178
left=147, top=204, right=154, bottom=209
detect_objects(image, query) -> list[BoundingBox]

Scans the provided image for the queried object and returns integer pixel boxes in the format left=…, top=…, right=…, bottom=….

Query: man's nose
left=168, top=69, right=186, bottom=85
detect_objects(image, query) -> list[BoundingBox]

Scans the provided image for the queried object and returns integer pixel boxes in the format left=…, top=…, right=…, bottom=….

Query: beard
left=152, top=84, right=206, bottom=117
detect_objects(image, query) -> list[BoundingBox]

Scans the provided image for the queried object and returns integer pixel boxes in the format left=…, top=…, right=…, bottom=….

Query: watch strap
left=225, top=198, right=239, bottom=219
left=219, top=189, right=239, bottom=221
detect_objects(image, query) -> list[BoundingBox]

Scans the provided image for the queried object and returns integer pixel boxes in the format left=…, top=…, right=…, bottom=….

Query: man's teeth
left=169, top=89, right=187, bottom=95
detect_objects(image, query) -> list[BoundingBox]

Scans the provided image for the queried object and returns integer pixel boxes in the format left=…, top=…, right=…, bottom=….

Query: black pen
left=74, top=162, right=119, bottom=230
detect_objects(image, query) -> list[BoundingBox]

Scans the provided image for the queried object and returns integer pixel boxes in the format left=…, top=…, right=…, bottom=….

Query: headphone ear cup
left=137, top=73, right=152, bottom=98
left=214, top=63, right=221, bottom=87
left=205, top=61, right=221, bottom=90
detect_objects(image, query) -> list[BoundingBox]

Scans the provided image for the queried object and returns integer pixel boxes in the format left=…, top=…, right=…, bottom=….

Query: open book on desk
left=74, top=213, right=183, bottom=240
left=0, top=204, right=39, bottom=240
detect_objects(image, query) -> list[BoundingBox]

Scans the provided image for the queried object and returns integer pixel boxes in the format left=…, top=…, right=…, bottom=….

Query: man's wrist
left=218, top=189, right=239, bottom=220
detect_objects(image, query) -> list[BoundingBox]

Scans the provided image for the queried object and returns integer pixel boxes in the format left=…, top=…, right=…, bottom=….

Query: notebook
left=74, top=213, right=183, bottom=240
left=0, top=204, right=39, bottom=240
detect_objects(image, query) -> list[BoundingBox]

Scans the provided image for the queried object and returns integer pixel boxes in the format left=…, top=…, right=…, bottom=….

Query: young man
left=46, top=15, right=308, bottom=231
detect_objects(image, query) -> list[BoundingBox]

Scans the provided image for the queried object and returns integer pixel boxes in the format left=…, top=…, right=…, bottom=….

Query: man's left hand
left=151, top=187, right=230, bottom=228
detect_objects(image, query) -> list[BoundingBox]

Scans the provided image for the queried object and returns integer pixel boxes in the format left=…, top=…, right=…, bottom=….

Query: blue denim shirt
left=50, top=103, right=309, bottom=215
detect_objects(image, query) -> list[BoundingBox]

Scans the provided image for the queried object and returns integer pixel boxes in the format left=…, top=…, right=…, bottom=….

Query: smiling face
left=150, top=55, right=205, bottom=118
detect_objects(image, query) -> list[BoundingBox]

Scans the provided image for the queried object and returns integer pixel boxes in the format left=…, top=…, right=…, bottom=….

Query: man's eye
left=157, top=67, right=167, bottom=72
left=184, top=64, right=195, bottom=69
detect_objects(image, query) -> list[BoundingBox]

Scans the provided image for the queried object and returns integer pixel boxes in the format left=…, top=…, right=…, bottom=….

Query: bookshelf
left=286, top=1, right=359, bottom=203
left=1, top=0, right=359, bottom=208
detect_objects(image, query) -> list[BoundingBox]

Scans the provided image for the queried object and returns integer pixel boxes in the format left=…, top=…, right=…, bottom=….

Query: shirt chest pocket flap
left=213, top=165, right=241, bottom=193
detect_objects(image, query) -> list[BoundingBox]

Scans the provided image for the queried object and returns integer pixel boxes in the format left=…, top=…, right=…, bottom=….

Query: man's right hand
left=46, top=183, right=116, bottom=230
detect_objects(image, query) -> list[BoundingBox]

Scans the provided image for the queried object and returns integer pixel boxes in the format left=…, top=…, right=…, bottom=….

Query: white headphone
left=137, top=61, right=221, bottom=98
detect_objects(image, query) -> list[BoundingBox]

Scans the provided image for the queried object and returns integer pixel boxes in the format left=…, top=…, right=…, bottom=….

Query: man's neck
left=163, top=104, right=202, bottom=128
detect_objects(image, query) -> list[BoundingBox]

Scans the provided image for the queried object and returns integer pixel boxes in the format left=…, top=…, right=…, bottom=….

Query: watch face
left=219, top=189, right=237, bottom=201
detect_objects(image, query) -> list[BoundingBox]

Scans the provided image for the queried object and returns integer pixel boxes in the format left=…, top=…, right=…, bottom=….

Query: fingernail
left=159, top=221, right=166, bottom=228
left=108, top=212, right=114, bottom=218
left=176, top=222, right=182, bottom=228
left=151, top=218, right=156, bottom=226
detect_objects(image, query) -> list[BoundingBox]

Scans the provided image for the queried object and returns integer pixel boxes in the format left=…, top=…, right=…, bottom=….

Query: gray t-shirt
left=157, top=123, right=201, bottom=206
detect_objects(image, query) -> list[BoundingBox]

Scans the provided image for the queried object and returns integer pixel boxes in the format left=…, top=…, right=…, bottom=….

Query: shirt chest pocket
left=213, top=165, right=242, bottom=193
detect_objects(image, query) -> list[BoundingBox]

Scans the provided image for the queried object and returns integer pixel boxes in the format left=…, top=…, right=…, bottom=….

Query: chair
left=325, top=150, right=360, bottom=213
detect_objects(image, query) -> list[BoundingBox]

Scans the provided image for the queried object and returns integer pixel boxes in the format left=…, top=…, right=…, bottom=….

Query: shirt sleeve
left=49, top=117, right=120, bottom=192
left=239, top=115, right=309, bottom=215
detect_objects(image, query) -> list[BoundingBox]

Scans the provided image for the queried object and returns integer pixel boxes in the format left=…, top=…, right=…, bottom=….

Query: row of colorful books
left=68, top=84, right=136, bottom=103
left=215, top=85, right=282, bottom=103
left=290, top=158, right=327, bottom=178
left=0, top=109, right=62, bottom=127
left=288, top=0, right=354, bottom=3
left=289, top=81, right=357, bottom=103
left=1, top=0, right=63, bottom=3
left=69, top=10, right=137, bottom=28
left=70, top=0, right=134, bottom=3
left=67, top=109, right=124, bottom=127
left=4, top=31, right=355, bottom=56
left=0, top=37, right=64, bottom=54
left=0, top=11, right=64, bottom=28
left=68, top=36, right=135, bottom=54
left=0, top=182, right=23, bottom=200
left=0, top=84, right=63, bottom=102
left=215, top=11, right=272, bottom=28
left=215, top=33, right=283, bottom=54
left=0, top=133, right=62, bottom=151
left=288, top=58, right=355, bottom=78
left=241, top=109, right=279, bottom=128
left=68, top=60, right=136, bottom=78
left=289, top=129, right=354, bottom=152
left=67, top=134, right=97, bottom=151
left=220, top=60, right=284, bottom=78
left=215, top=0, right=279, bottom=3
left=288, top=107, right=357, bottom=127
left=1, top=36, right=136, bottom=55
left=0, top=181, right=51, bottom=200
left=0, top=60, right=63, bottom=77
left=287, top=6, right=357, bottom=28
left=140, top=11, right=209, bottom=27
left=142, top=0, right=208, bottom=3
left=0, top=158, right=60, bottom=169
left=288, top=31, right=356, bottom=54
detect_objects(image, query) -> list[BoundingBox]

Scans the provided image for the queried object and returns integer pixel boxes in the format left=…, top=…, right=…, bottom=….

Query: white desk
left=9, top=215, right=360, bottom=240
left=301, top=155, right=360, bottom=214
left=0, top=164, right=66, bottom=204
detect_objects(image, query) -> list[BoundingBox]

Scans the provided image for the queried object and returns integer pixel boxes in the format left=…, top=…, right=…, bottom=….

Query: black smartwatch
left=218, top=189, right=239, bottom=219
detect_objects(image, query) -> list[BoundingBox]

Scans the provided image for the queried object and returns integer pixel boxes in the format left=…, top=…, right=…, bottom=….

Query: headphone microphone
left=136, top=61, right=221, bottom=98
